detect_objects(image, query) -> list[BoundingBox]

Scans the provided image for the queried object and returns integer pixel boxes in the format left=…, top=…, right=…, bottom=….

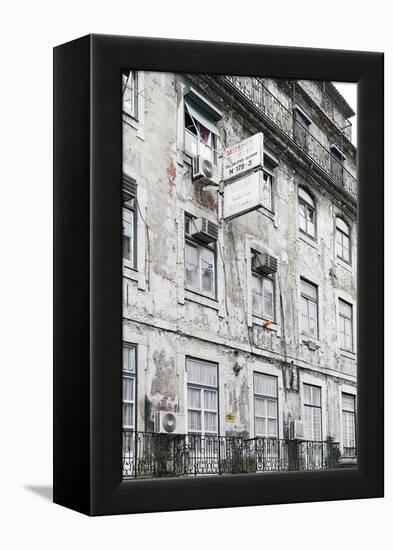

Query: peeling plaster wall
left=122, top=72, right=357, bottom=446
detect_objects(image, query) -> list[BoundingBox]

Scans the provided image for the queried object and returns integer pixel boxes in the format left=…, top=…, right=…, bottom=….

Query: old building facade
left=121, top=70, right=357, bottom=477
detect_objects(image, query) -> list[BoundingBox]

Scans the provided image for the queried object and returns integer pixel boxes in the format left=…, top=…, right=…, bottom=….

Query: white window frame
left=122, top=197, right=137, bottom=269
left=298, top=187, right=316, bottom=239
left=262, top=171, right=273, bottom=212
left=300, top=278, right=318, bottom=338
left=183, top=95, right=220, bottom=165
left=338, top=299, right=353, bottom=352
left=253, top=373, right=278, bottom=438
left=122, top=344, right=137, bottom=431
left=184, top=215, right=216, bottom=299
left=336, top=217, right=351, bottom=264
left=186, top=358, right=218, bottom=437
left=342, top=393, right=356, bottom=456
left=122, top=70, right=139, bottom=119
left=251, top=270, right=275, bottom=321
left=303, top=383, right=322, bottom=441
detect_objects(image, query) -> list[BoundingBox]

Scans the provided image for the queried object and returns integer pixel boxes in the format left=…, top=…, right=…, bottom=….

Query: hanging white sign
left=223, top=171, right=263, bottom=221
left=223, top=133, right=264, bottom=182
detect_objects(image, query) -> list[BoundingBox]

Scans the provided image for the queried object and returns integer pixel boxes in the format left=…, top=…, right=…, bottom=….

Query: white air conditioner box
left=192, top=156, right=219, bottom=186
left=252, top=252, right=278, bottom=275
left=191, top=217, right=219, bottom=244
left=288, top=419, right=304, bottom=440
left=154, top=411, right=186, bottom=435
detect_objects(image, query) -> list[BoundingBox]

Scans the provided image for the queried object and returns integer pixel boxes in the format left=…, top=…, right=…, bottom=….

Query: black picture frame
left=53, top=34, right=384, bottom=516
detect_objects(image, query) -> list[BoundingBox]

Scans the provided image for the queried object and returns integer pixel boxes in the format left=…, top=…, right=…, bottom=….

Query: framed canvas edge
left=54, top=34, right=384, bottom=517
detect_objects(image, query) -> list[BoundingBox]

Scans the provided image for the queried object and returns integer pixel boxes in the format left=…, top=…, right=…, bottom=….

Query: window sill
left=122, top=110, right=138, bottom=124
left=182, top=149, right=218, bottom=168
left=298, top=233, right=319, bottom=251
left=257, top=207, right=275, bottom=222
left=252, top=316, right=279, bottom=331
left=122, top=111, right=144, bottom=140
left=184, top=288, right=219, bottom=311
left=182, top=151, right=193, bottom=166
left=301, top=335, right=321, bottom=347
left=340, top=349, right=356, bottom=360
left=336, top=258, right=353, bottom=273
left=122, top=261, right=138, bottom=282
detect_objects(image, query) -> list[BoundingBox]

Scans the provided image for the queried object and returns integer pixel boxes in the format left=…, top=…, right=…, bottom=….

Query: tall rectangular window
left=262, top=172, right=273, bottom=211
left=342, top=393, right=356, bottom=456
left=122, top=70, right=138, bottom=119
left=300, top=279, right=318, bottom=337
left=254, top=373, right=278, bottom=437
left=122, top=344, right=136, bottom=431
left=303, top=384, right=322, bottom=441
left=339, top=299, right=353, bottom=351
left=122, top=197, right=137, bottom=268
left=261, top=155, right=278, bottom=213
left=298, top=187, right=316, bottom=238
left=336, top=218, right=351, bottom=263
left=185, top=215, right=216, bottom=298
left=186, top=358, right=218, bottom=436
left=184, top=88, right=221, bottom=164
left=252, top=272, right=274, bottom=320
left=294, top=107, right=311, bottom=153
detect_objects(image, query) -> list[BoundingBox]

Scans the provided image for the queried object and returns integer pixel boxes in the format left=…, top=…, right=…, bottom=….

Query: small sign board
left=223, top=133, right=264, bottom=182
left=223, top=170, right=263, bottom=221
left=225, top=413, right=236, bottom=423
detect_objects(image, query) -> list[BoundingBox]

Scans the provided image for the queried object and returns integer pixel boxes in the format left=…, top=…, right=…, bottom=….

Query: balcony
left=297, top=80, right=353, bottom=140
left=122, top=431, right=341, bottom=479
left=221, top=75, right=357, bottom=201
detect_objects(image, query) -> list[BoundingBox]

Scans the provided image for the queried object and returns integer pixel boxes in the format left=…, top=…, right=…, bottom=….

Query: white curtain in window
left=187, top=387, right=201, bottom=409
left=123, top=346, right=136, bottom=373
left=123, top=377, right=134, bottom=402
left=343, top=411, right=356, bottom=448
left=342, top=393, right=355, bottom=411
left=263, top=278, right=274, bottom=318
left=122, top=403, right=134, bottom=429
left=254, top=373, right=277, bottom=398
left=188, top=410, right=202, bottom=432
left=254, top=397, right=277, bottom=437
left=304, top=384, right=321, bottom=407
left=187, top=359, right=217, bottom=387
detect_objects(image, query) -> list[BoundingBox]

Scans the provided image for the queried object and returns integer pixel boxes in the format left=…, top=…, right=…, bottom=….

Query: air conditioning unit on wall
left=192, top=156, right=219, bottom=187
left=288, top=419, right=304, bottom=440
left=252, top=252, right=278, bottom=274
left=154, top=412, right=186, bottom=435
left=191, top=217, right=219, bottom=244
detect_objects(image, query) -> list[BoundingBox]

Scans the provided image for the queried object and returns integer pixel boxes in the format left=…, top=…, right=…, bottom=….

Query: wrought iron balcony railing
left=122, top=431, right=342, bottom=479
left=297, top=80, right=353, bottom=140
left=221, top=75, right=357, bottom=200
left=342, top=446, right=357, bottom=458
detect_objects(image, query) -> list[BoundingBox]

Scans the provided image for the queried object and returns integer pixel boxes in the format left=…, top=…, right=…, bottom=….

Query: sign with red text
left=223, top=132, right=263, bottom=182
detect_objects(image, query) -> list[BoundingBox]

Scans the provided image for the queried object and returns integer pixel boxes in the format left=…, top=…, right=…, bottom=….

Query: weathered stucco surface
left=122, top=72, right=357, bottom=446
